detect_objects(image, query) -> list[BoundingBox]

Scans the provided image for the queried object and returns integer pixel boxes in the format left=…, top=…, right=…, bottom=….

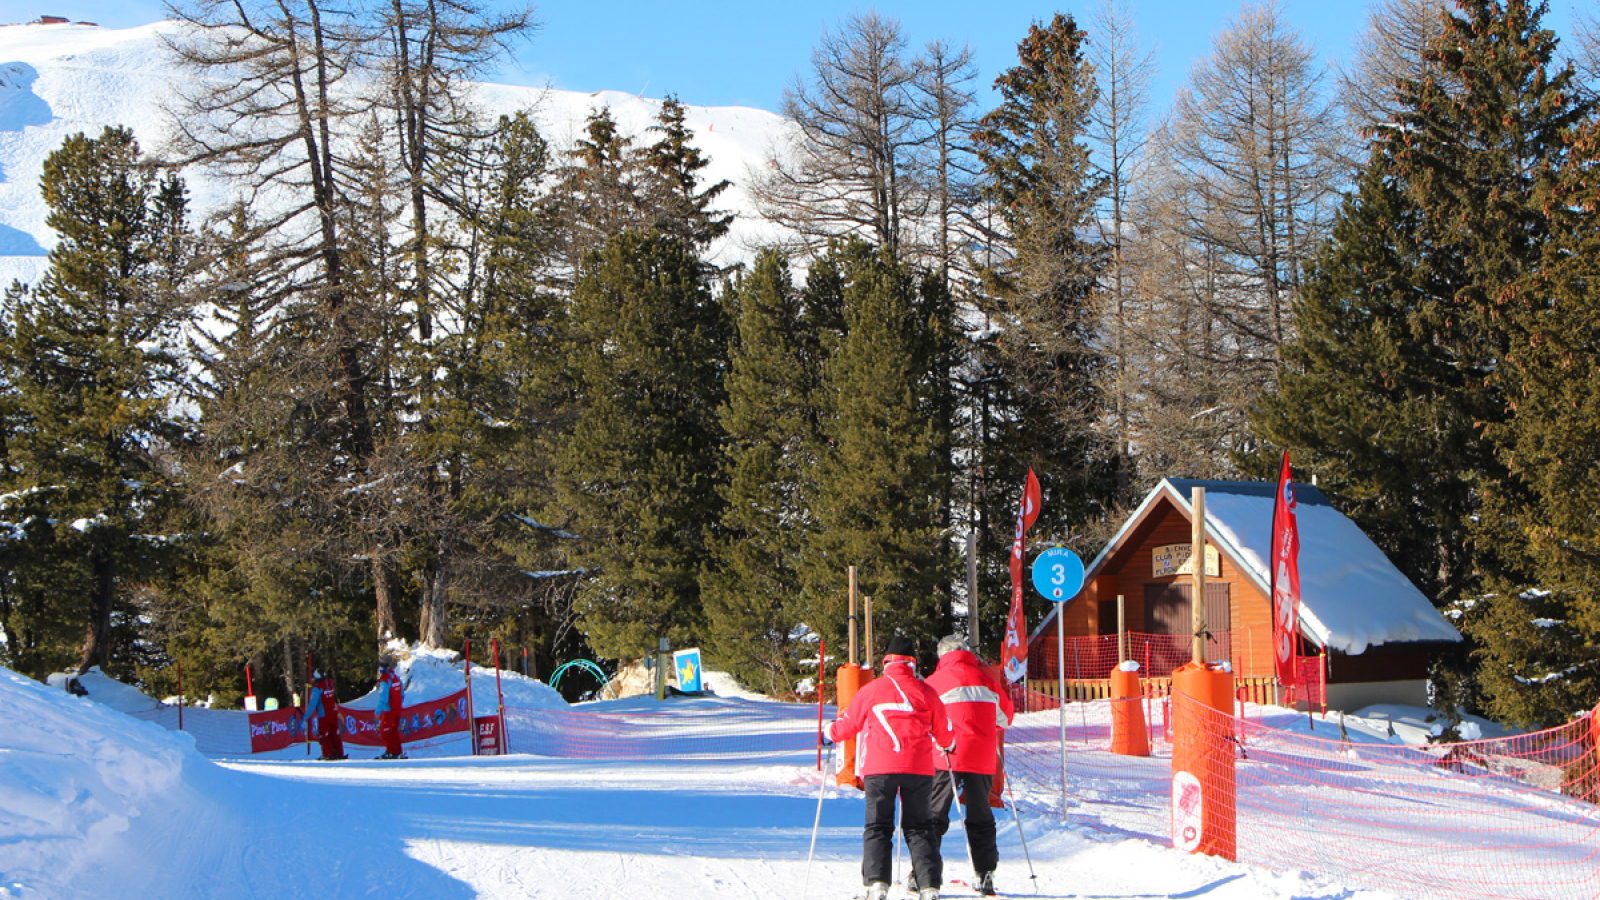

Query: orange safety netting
left=500, top=700, right=823, bottom=759
left=1023, top=631, right=1328, bottom=708
left=1000, top=687, right=1600, bottom=900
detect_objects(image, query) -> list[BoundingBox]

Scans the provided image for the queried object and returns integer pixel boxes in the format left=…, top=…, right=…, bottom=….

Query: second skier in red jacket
left=924, top=635, right=1015, bottom=896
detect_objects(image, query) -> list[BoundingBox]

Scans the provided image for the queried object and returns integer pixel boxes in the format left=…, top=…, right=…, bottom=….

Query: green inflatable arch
left=548, top=659, right=614, bottom=699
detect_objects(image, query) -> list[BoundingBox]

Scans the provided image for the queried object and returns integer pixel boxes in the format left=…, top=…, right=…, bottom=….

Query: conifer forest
left=4, top=0, right=1600, bottom=730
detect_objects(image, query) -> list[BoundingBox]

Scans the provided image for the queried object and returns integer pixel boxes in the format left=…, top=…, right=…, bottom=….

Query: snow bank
left=0, top=666, right=194, bottom=891
left=336, top=641, right=573, bottom=714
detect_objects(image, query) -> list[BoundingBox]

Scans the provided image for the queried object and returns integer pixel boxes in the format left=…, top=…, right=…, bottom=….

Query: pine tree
left=969, top=12, right=1118, bottom=584
left=796, top=240, right=951, bottom=657
left=1466, top=19, right=1600, bottom=726
left=549, top=231, right=729, bottom=658
left=1250, top=0, right=1590, bottom=724
left=548, top=108, right=647, bottom=279
left=701, top=250, right=815, bottom=693
left=639, top=96, right=733, bottom=252
left=0, top=127, right=192, bottom=677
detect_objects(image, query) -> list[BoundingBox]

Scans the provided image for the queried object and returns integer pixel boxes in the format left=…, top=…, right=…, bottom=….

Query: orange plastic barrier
left=833, top=664, right=873, bottom=788
left=1170, top=662, right=1236, bottom=861
left=1109, top=667, right=1150, bottom=757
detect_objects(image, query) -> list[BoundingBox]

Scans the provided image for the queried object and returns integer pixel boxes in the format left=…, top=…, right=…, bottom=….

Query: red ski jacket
left=306, top=676, right=339, bottom=720
left=826, top=658, right=954, bottom=777
left=924, top=649, right=1014, bottom=774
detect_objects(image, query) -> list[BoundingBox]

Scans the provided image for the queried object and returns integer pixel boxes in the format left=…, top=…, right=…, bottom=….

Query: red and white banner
left=340, top=688, right=473, bottom=746
left=247, top=706, right=307, bottom=754
left=246, top=688, right=473, bottom=752
left=1271, top=450, right=1301, bottom=687
left=1001, top=468, right=1042, bottom=684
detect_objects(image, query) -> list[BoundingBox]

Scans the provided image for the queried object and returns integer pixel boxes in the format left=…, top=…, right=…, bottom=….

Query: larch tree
left=752, top=11, right=928, bottom=258
left=1086, top=0, right=1156, bottom=491
left=1140, top=0, right=1342, bottom=477
left=165, top=0, right=396, bottom=647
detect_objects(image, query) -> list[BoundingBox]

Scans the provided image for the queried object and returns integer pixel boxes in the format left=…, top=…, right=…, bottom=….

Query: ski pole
left=940, top=750, right=978, bottom=878
left=803, top=741, right=836, bottom=899
left=1003, top=772, right=1038, bottom=886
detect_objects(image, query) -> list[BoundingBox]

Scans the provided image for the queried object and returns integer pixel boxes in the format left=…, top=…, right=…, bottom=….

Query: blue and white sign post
left=1032, top=546, right=1084, bottom=816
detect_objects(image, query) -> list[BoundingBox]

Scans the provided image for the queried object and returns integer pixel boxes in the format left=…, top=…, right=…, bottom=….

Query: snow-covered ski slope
left=0, top=20, right=791, bottom=290
left=10, top=648, right=1600, bottom=900
left=1, top=657, right=1384, bottom=900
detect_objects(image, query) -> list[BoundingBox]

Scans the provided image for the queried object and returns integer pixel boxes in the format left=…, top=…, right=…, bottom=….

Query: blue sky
left=5, top=1, right=1590, bottom=114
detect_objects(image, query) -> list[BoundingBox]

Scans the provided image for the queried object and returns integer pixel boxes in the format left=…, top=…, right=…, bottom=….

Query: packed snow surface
left=0, top=649, right=1429, bottom=900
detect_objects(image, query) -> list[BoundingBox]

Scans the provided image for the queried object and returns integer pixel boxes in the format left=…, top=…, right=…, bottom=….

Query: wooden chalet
left=1028, top=478, right=1462, bottom=712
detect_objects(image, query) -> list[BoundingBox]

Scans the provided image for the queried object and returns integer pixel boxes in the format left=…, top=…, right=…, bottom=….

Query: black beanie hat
left=884, top=634, right=916, bottom=658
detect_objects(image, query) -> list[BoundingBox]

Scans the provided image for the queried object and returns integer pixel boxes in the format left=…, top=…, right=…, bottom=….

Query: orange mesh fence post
left=1170, top=661, right=1236, bottom=861
left=834, top=663, right=872, bottom=789
left=1109, top=664, right=1149, bottom=757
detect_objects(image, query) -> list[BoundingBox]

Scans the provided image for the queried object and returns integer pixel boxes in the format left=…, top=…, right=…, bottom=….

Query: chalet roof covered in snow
left=1038, top=478, right=1462, bottom=655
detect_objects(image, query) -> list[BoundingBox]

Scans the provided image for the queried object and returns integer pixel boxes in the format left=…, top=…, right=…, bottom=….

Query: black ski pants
left=931, top=770, right=998, bottom=875
left=861, top=772, right=941, bottom=887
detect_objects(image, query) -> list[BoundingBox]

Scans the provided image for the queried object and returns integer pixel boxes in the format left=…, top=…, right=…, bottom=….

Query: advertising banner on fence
left=339, top=688, right=472, bottom=747
left=475, top=715, right=502, bottom=755
left=247, top=706, right=306, bottom=753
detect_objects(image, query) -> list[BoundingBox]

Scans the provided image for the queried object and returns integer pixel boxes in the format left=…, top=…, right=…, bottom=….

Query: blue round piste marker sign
left=1031, top=547, right=1085, bottom=604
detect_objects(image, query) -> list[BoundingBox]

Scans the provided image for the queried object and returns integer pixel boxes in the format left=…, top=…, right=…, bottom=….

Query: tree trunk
left=374, top=557, right=399, bottom=649
left=420, top=549, right=449, bottom=648
left=78, top=541, right=114, bottom=671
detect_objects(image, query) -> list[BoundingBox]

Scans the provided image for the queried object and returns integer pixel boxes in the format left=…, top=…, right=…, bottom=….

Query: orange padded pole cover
left=833, top=664, right=873, bottom=789
left=1109, top=666, right=1150, bottom=757
left=1170, top=661, right=1236, bottom=861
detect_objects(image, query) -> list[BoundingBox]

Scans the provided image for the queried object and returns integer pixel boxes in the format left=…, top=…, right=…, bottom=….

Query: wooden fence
left=1025, top=675, right=1279, bottom=705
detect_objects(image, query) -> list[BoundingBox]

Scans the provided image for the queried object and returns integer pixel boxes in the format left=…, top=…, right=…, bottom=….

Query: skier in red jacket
left=924, top=635, right=1016, bottom=897
left=824, top=634, right=955, bottom=900
left=303, top=669, right=346, bottom=761
left=375, top=657, right=406, bottom=760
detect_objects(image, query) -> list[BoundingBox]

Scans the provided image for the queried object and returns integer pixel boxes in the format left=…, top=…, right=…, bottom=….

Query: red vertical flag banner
left=1001, top=469, right=1042, bottom=684
left=1271, top=450, right=1302, bottom=688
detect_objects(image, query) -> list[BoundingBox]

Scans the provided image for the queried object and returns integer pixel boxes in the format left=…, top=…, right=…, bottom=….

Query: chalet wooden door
left=1143, top=583, right=1232, bottom=674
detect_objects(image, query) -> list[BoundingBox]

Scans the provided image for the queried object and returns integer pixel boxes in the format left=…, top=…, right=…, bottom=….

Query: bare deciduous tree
left=1124, top=1, right=1342, bottom=479
left=751, top=12, right=928, bottom=258
left=909, top=39, right=981, bottom=282
left=1086, top=0, right=1155, bottom=478
left=1337, top=0, right=1452, bottom=141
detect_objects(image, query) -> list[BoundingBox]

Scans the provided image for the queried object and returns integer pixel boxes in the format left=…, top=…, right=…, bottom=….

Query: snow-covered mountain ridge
left=0, top=20, right=790, bottom=288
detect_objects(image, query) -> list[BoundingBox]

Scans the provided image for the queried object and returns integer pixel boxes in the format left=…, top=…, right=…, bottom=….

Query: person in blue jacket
left=303, top=669, right=346, bottom=760
left=375, top=658, right=406, bottom=760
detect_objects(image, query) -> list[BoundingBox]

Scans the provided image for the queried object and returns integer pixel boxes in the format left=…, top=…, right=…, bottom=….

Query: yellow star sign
left=678, top=657, right=698, bottom=686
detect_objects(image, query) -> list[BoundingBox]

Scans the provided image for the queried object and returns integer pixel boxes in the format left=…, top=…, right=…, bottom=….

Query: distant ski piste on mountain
left=0, top=20, right=792, bottom=290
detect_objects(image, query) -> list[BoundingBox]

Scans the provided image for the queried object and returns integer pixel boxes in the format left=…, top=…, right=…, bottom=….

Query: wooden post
left=848, top=566, right=858, bottom=667
left=864, top=595, right=874, bottom=669
left=1191, top=487, right=1207, bottom=665
left=1117, top=594, right=1127, bottom=664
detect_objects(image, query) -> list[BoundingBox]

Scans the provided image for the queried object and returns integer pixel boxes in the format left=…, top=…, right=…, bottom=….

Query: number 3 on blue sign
left=1031, top=547, right=1085, bottom=604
